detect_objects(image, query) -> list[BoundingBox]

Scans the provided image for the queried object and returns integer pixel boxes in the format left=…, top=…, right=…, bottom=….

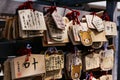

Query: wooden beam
left=36, top=0, right=106, bottom=6
left=35, top=0, right=120, bottom=7
left=56, top=0, right=105, bottom=6
left=34, top=1, right=55, bottom=6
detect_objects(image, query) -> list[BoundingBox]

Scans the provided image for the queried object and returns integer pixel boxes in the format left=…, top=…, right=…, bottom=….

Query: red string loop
left=66, top=10, right=80, bottom=25
left=17, top=48, right=32, bottom=62
left=101, top=11, right=110, bottom=21
left=89, top=72, right=93, bottom=80
left=25, top=48, right=31, bottom=62
left=64, top=6, right=80, bottom=24
left=18, top=1, right=33, bottom=10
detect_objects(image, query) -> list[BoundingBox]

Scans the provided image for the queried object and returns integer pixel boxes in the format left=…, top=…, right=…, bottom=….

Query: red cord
left=101, top=11, right=110, bottom=21
left=66, top=10, right=80, bottom=24
left=18, top=1, right=33, bottom=10
left=89, top=72, right=93, bottom=80
left=17, top=48, right=32, bottom=61
left=64, top=6, right=80, bottom=24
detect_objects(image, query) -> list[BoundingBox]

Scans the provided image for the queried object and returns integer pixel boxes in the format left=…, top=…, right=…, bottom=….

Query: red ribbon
left=64, top=6, right=80, bottom=25
left=89, top=72, right=93, bottom=80
left=18, top=1, right=33, bottom=10
left=101, top=11, right=110, bottom=21
left=17, top=48, right=32, bottom=62
left=43, top=6, right=57, bottom=14
left=66, top=10, right=80, bottom=25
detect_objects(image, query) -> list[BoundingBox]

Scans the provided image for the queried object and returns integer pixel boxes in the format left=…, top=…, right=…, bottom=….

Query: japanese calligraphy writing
left=23, top=62, right=30, bottom=68
left=17, top=62, right=20, bottom=72
left=12, top=54, right=45, bottom=79
left=32, top=58, right=38, bottom=70
left=45, top=54, right=64, bottom=71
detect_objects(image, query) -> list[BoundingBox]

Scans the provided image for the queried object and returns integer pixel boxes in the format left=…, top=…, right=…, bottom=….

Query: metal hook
left=26, top=43, right=32, bottom=49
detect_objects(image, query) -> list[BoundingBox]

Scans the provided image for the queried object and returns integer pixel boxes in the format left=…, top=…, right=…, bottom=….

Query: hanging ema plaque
left=10, top=54, right=45, bottom=79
